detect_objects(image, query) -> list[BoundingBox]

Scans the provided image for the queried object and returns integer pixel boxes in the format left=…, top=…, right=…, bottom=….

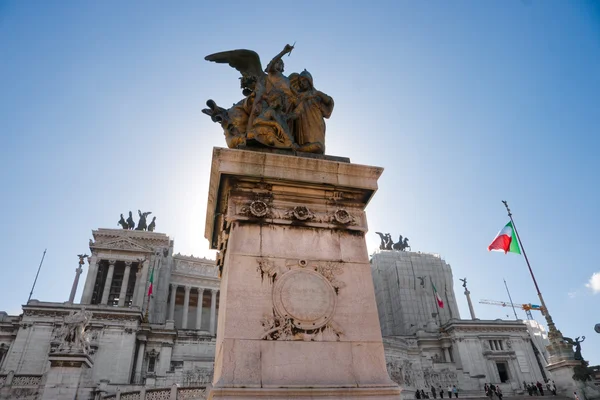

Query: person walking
left=453, top=385, right=459, bottom=398
left=447, top=385, right=453, bottom=398
left=440, top=386, right=444, bottom=399
left=432, top=386, right=437, bottom=399
left=497, top=386, right=503, bottom=400
left=537, top=381, right=545, bottom=396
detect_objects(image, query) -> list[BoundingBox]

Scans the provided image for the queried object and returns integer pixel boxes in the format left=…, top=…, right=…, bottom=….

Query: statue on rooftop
left=136, top=210, right=152, bottom=231
left=375, top=233, right=410, bottom=251
left=118, top=214, right=128, bottom=229
left=126, top=211, right=135, bottom=230
left=148, top=216, right=156, bottom=232
left=203, top=44, right=334, bottom=154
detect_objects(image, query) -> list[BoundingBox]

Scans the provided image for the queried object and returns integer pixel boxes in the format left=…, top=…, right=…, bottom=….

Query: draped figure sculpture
left=203, top=44, right=334, bottom=154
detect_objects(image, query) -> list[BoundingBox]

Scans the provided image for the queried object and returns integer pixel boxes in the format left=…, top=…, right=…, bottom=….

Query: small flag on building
left=147, top=267, right=154, bottom=296
left=431, top=280, right=444, bottom=308
left=488, top=221, right=521, bottom=254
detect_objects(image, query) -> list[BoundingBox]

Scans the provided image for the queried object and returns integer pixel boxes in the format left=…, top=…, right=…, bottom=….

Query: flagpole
left=144, top=265, right=153, bottom=323
left=430, top=276, right=442, bottom=328
left=28, top=249, right=47, bottom=303
left=503, top=278, right=519, bottom=321
left=502, top=200, right=563, bottom=342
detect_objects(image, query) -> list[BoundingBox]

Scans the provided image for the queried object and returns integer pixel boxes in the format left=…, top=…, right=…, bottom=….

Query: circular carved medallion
left=272, top=269, right=336, bottom=330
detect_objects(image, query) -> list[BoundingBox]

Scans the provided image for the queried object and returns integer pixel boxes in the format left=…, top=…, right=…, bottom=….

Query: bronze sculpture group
left=203, top=44, right=334, bottom=154
left=118, top=210, right=155, bottom=232
left=375, top=232, right=410, bottom=251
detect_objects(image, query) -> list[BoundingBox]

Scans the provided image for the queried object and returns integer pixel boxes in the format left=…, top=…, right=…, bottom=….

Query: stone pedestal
left=205, top=148, right=400, bottom=399
left=41, top=352, right=93, bottom=400
left=545, top=342, right=600, bottom=400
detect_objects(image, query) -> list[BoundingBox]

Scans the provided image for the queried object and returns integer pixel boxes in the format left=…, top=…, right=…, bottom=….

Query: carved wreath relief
left=258, top=258, right=344, bottom=341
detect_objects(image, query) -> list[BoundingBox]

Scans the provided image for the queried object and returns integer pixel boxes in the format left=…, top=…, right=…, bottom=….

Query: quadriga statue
left=202, top=44, right=334, bottom=154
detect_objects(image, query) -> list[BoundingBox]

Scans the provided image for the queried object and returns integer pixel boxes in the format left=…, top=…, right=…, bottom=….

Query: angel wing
left=205, top=49, right=264, bottom=79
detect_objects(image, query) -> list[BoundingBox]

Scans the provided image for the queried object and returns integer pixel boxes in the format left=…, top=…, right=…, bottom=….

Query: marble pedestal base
left=204, top=148, right=400, bottom=399
left=41, top=352, right=93, bottom=400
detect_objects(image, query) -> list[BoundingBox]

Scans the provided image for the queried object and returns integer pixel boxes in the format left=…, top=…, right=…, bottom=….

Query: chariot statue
left=375, top=232, right=410, bottom=251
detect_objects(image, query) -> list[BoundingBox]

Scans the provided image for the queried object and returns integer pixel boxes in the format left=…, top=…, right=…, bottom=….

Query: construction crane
left=478, top=299, right=544, bottom=320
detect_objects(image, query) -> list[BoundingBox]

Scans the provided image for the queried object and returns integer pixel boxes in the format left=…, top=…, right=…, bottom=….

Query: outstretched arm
left=266, top=44, right=294, bottom=73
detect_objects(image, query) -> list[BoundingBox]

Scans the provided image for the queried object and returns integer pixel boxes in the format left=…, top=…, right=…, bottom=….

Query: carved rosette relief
left=236, top=201, right=359, bottom=228
left=288, top=206, right=314, bottom=221
left=258, top=258, right=344, bottom=341
left=333, top=208, right=353, bottom=224
left=240, top=200, right=270, bottom=218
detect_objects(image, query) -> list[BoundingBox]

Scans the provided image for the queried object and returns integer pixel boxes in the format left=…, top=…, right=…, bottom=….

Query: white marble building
left=372, top=250, right=549, bottom=397
left=0, top=228, right=551, bottom=399
left=0, top=228, right=218, bottom=400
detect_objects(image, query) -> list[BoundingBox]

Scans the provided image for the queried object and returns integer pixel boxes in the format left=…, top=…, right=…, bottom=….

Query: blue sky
left=1, top=1, right=599, bottom=364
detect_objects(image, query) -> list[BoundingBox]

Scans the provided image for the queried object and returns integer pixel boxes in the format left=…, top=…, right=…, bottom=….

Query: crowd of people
left=522, top=380, right=557, bottom=396
left=414, top=385, right=459, bottom=399
left=414, top=379, right=559, bottom=399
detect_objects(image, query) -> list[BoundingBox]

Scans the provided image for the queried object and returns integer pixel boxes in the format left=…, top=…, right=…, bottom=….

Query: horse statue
left=375, top=232, right=388, bottom=250
left=118, top=213, right=128, bottom=229
left=392, top=236, right=410, bottom=251
left=126, top=211, right=135, bottom=230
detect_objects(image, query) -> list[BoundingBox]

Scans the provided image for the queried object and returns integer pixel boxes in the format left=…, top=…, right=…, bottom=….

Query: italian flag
left=147, top=267, right=154, bottom=296
left=432, top=281, right=444, bottom=308
left=488, top=221, right=521, bottom=254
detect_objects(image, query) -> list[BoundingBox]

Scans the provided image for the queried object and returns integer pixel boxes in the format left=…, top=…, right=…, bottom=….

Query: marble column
left=168, top=284, right=177, bottom=321
left=464, top=288, right=476, bottom=320
left=135, top=259, right=150, bottom=307
left=118, top=261, right=132, bottom=307
left=134, top=337, right=146, bottom=384
left=132, top=263, right=142, bottom=308
left=209, top=289, right=218, bottom=335
left=195, top=288, right=205, bottom=330
left=182, top=286, right=191, bottom=329
left=80, top=255, right=98, bottom=304
left=101, top=260, right=116, bottom=305
left=443, top=347, right=451, bottom=363
left=69, top=258, right=85, bottom=303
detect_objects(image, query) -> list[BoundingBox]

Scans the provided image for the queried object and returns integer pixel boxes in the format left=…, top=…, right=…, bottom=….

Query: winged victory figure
left=203, top=44, right=333, bottom=154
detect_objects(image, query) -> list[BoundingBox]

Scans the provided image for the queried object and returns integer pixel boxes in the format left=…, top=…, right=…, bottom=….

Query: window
left=496, top=362, right=509, bottom=383
left=170, top=361, right=183, bottom=372
left=148, top=356, right=156, bottom=372
left=147, top=349, right=158, bottom=373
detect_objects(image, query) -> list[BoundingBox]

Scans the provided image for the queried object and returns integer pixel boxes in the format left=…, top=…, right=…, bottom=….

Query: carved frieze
left=91, top=238, right=153, bottom=253
left=173, top=261, right=218, bottom=278
left=258, top=258, right=344, bottom=341
left=231, top=199, right=362, bottom=230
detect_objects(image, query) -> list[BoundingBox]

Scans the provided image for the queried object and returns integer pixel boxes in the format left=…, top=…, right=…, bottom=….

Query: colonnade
left=80, top=257, right=149, bottom=307
left=168, top=284, right=218, bottom=335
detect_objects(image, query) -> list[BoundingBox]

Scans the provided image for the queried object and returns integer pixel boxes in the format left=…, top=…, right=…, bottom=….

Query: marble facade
left=0, top=205, right=584, bottom=399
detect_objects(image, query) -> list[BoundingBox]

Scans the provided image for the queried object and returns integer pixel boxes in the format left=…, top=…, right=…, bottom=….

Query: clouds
left=585, top=272, right=600, bottom=294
